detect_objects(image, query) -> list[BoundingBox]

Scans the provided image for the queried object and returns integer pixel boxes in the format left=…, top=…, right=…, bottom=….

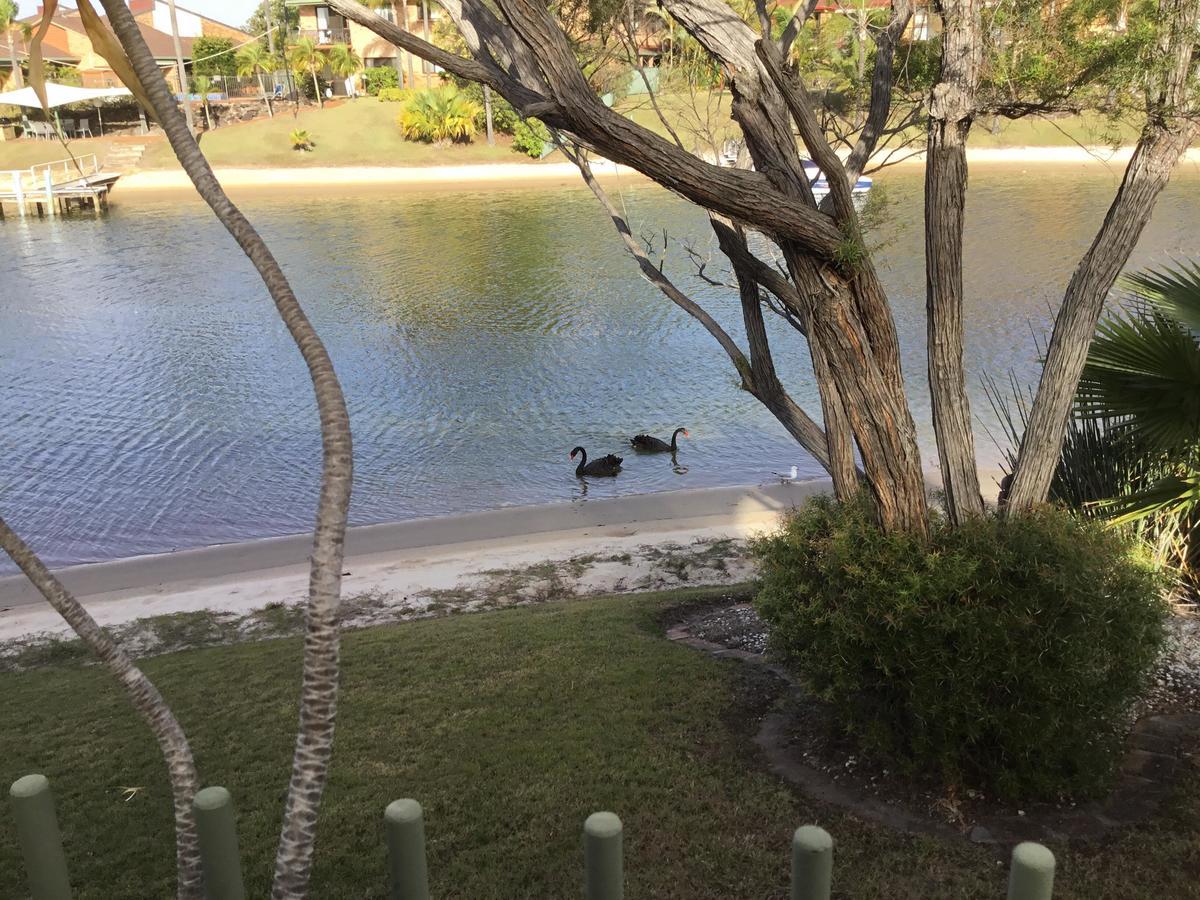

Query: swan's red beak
left=684, top=430, right=690, bottom=437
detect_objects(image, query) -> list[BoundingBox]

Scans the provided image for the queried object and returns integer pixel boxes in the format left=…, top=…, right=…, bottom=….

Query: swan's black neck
left=572, top=446, right=587, bottom=476
left=671, top=428, right=686, bottom=450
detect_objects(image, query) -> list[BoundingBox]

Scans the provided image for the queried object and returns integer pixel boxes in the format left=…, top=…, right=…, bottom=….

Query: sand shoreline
left=0, top=481, right=829, bottom=640
left=113, top=145, right=1200, bottom=195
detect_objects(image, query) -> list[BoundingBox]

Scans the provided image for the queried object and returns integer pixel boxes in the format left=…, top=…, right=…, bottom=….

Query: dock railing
left=29, top=154, right=102, bottom=186
left=8, top=773, right=1058, bottom=900
left=2, top=155, right=109, bottom=218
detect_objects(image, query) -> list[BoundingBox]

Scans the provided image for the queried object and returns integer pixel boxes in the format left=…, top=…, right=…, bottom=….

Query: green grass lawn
left=1, top=588, right=1196, bottom=898
left=139, top=99, right=532, bottom=170
left=0, top=136, right=120, bottom=172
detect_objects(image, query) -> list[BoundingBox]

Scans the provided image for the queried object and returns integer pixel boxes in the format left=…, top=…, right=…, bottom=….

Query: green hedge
left=362, top=66, right=400, bottom=96
left=752, top=497, right=1167, bottom=800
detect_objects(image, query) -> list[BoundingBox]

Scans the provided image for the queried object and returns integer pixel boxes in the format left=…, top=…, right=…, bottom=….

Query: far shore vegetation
left=0, top=98, right=1146, bottom=174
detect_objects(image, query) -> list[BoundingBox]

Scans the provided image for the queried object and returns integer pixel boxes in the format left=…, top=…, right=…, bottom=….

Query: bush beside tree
left=753, top=496, right=1167, bottom=800
left=362, top=66, right=400, bottom=96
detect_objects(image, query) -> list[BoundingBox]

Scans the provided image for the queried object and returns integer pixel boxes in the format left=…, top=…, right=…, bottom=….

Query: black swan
left=570, top=446, right=623, bottom=477
left=630, top=427, right=689, bottom=453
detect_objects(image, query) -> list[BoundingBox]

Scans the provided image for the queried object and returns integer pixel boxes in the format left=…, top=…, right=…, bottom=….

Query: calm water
left=2, top=166, right=1199, bottom=570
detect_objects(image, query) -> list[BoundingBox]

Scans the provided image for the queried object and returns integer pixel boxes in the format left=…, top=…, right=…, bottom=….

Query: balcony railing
left=299, top=27, right=351, bottom=45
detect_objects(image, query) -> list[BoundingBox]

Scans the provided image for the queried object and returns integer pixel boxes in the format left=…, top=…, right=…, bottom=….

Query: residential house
left=129, top=0, right=250, bottom=43
left=284, top=1, right=443, bottom=89
left=2, top=3, right=248, bottom=90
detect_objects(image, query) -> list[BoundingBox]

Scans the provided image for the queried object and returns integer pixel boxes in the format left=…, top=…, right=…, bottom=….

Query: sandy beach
left=0, top=480, right=829, bottom=642
left=112, top=145, right=1200, bottom=195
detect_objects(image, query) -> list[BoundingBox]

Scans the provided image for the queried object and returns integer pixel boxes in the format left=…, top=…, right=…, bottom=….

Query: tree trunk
left=8, top=29, right=22, bottom=87
left=422, top=0, right=432, bottom=88
left=1005, top=122, right=1197, bottom=510
left=923, top=0, right=984, bottom=522
left=312, top=67, right=323, bottom=106
left=1006, top=0, right=1199, bottom=512
left=0, top=518, right=203, bottom=897
left=99, top=3, right=355, bottom=898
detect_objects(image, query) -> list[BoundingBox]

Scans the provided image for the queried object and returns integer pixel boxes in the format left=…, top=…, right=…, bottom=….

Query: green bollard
left=1007, top=842, right=1055, bottom=900
left=193, top=787, right=245, bottom=900
left=790, top=825, right=833, bottom=900
left=9, top=774, right=72, bottom=900
left=385, top=799, right=429, bottom=900
left=583, top=811, right=623, bottom=900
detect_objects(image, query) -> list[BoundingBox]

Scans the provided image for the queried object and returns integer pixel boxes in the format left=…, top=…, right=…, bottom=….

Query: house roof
left=22, top=11, right=195, bottom=61
left=0, top=29, right=78, bottom=63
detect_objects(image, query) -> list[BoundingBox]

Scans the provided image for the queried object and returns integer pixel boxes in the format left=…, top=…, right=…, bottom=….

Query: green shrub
left=752, top=497, right=1167, bottom=800
left=362, top=66, right=400, bottom=96
left=377, top=87, right=411, bottom=103
left=512, top=117, right=551, bottom=158
left=192, top=36, right=237, bottom=77
left=456, top=80, right=519, bottom=133
left=396, top=85, right=481, bottom=143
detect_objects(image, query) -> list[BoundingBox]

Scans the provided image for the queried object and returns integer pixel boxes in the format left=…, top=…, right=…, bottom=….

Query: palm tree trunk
left=99, top=2, right=355, bottom=898
left=0, top=516, right=203, bottom=898
left=8, top=28, right=22, bottom=87
left=312, top=67, right=323, bottom=107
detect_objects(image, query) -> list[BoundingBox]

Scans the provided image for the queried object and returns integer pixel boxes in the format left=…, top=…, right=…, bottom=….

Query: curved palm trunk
left=312, top=66, right=323, bottom=107
left=99, top=2, right=355, bottom=897
left=0, top=517, right=203, bottom=898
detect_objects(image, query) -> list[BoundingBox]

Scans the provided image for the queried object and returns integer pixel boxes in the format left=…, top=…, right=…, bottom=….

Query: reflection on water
left=1, top=168, right=1198, bottom=569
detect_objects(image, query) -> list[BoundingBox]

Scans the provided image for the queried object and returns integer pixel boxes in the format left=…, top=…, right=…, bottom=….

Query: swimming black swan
left=630, top=427, right=689, bottom=453
left=570, top=446, right=623, bottom=477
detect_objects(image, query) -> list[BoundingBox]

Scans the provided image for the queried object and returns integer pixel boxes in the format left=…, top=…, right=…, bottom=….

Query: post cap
left=584, top=811, right=622, bottom=839
left=793, top=825, right=833, bottom=853
left=10, top=774, right=49, bottom=799
left=385, top=798, right=423, bottom=825
left=1012, top=842, right=1055, bottom=874
left=193, top=786, right=233, bottom=812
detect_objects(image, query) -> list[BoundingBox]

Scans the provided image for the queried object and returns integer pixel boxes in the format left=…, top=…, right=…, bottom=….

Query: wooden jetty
left=0, top=155, right=121, bottom=218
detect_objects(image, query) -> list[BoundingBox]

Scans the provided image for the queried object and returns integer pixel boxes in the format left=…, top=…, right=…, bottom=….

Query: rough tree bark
left=99, top=2, right=355, bottom=897
left=1006, top=0, right=1199, bottom=512
left=923, top=0, right=985, bottom=522
left=0, top=518, right=203, bottom=897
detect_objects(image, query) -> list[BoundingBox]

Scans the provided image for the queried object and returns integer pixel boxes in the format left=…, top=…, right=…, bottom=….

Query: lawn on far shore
left=1, top=587, right=1196, bottom=898
left=139, top=97, right=534, bottom=169
left=0, top=93, right=1148, bottom=175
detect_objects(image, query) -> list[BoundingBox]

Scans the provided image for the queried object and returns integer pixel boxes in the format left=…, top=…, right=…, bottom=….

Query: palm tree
left=100, top=2, right=353, bottom=896
left=0, top=0, right=22, bottom=88
left=190, top=73, right=213, bottom=129
left=236, top=40, right=277, bottom=118
left=326, top=42, right=360, bottom=96
left=1075, top=263, right=1200, bottom=581
left=288, top=35, right=326, bottom=108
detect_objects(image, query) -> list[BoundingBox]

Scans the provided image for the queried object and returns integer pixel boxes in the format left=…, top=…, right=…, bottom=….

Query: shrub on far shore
left=752, top=496, right=1168, bottom=801
left=362, top=66, right=400, bottom=96
left=396, top=85, right=481, bottom=144
left=512, top=117, right=551, bottom=158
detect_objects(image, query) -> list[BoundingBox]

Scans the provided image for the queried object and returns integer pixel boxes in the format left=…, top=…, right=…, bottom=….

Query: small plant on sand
left=290, top=128, right=314, bottom=152
left=397, top=84, right=481, bottom=144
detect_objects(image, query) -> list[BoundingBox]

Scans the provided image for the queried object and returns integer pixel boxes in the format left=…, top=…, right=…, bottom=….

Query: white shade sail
left=0, top=82, right=132, bottom=109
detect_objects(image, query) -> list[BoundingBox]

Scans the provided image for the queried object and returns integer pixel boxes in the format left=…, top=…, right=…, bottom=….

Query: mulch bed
left=668, top=602, right=1200, bottom=845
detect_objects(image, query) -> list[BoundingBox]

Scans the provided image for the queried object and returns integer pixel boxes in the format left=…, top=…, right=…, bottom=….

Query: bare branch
left=843, top=0, right=915, bottom=183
